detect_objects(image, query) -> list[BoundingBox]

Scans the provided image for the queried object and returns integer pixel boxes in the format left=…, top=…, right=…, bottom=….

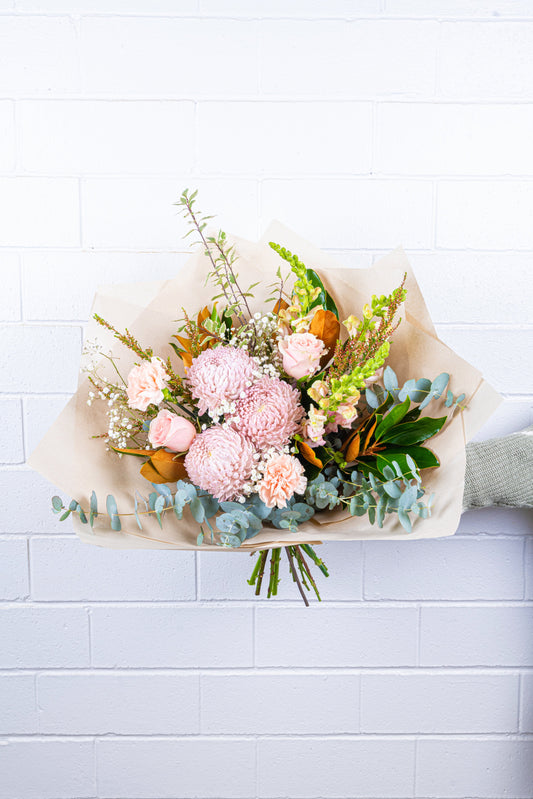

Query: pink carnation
left=236, top=376, right=304, bottom=450
left=258, top=453, right=307, bottom=509
left=186, top=345, right=255, bottom=416
left=126, top=357, right=169, bottom=412
left=184, top=426, right=254, bottom=502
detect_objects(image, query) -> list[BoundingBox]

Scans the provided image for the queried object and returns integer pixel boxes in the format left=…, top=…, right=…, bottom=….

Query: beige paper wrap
left=28, top=223, right=502, bottom=551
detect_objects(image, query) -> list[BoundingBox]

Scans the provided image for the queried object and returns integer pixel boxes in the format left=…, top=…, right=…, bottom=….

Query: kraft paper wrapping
left=28, top=222, right=502, bottom=552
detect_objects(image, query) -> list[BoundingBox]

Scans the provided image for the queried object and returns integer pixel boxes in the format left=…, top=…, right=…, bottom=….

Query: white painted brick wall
left=1, top=3, right=532, bottom=798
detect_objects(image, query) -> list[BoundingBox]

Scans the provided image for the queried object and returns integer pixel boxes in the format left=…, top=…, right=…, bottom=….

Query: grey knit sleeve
left=462, top=426, right=533, bottom=511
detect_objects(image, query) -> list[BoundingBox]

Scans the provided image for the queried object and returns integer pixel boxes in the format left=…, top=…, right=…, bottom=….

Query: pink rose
left=126, top=357, right=169, bottom=411
left=148, top=410, right=196, bottom=452
left=278, top=332, right=326, bottom=380
left=258, top=453, right=307, bottom=509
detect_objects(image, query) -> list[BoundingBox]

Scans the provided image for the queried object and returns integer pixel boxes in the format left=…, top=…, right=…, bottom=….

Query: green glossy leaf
left=380, top=446, right=440, bottom=473
left=305, top=268, right=339, bottom=318
left=380, top=416, right=446, bottom=446
left=375, top=397, right=411, bottom=441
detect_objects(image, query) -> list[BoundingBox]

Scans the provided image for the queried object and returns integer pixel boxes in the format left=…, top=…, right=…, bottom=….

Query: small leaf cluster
left=344, top=463, right=433, bottom=533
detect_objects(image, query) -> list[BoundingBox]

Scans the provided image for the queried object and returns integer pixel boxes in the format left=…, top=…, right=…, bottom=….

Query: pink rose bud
left=126, top=357, right=169, bottom=412
left=278, top=332, right=326, bottom=380
left=148, top=410, right=196, bottom=452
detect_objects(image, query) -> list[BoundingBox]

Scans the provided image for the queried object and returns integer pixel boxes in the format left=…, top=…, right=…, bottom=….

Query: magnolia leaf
left=197, top=305, right=210, bottom=325
left=374, top=397, right=411, bottom=441
left=345, top=433, right=361, bottom=463
left=111, top=446, right=154, bottom=458
left=173, top=334, right=192, bottom=351
left=363, top=419, right=378, bottom=453
left=147, top=449, right=188, bottom=482
left=297, top=440, right=323, bottom=469
left=140, top=460, right=167, bottom=484
left=309, top=308, right=340, bottom=366
left=272, top=298, right=289, bottom=315
left=380, top=416, right=446, bottom=446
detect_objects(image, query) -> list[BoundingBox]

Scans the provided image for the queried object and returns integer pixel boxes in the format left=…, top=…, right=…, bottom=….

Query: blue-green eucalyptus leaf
left=189, top=496, right=205, bottom=524
left=51, top=496, right=63, bottom=513
left=398, top=508, right=412, bottom=533
left=365, top=388, right=380, bottom=409
left=383, top=365, right=398, bottom=393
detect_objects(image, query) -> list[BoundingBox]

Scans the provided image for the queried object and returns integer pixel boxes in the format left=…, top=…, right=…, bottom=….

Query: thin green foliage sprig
left=175, top=189, right=259, bottom=330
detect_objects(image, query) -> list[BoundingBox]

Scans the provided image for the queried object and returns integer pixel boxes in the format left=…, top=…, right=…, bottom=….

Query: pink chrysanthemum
left=184, top=426, right=254, bottom=502
left=258, top=453, right=307, bottom=509
left=186, top=345, right=255, bottom=416
left=236, top=376, right=304, bottom=450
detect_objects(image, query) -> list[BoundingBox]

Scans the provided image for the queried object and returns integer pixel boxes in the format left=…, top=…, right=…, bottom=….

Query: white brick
left=420, top=606, right=533, bottom=666
left=0, top=674, right=38, bottom=733
left=91, top=606, right=253, bottom=667
left=408, top=251, right=533, bottom=324
left=0, top=253, right=20, bottom=321
left=471, top=398, right=533, bottom=441
left=0, top=469, right=68, bottom=534
left=436, top=327, right=533, bottom=394
left=0, top=398, right=24, bottom=464
left=97, top=739, right=255, bottom=799
left=261, top=179, right=433, bottom=249
left=38, top=673, right=200, bottom=734
left=437, top=180, right=533, bottom=250
left=364, top=537, right=524, bottom=600
left=20, top=101, right=195, bottom=175
left=198, top=542, right=363, bottom=601
left=0, top=740, right=94, bottom=799
left=202, top=0, right=381, bottom=14
left=0, top=325, right=81, bottom=392
left=202, top=674, right=359, bottom=734
left=361, top=673, right=519, bottom=733
left=457, top=506, right=533, bottom=536
left=526, top=537, right=533, bottom=601
left=30, top=537, right=196, bottom=600
left=258, top=739, right=415, bottom=798
left=0, top=101, right=14, bottom=172
left=24, top=395, right=71, bottom=456
left=0, top=263, right=20, bottom=328
left=81, top=17, right=258, bottom=97
left=20, top=0, right=197, bottom=10
left=82, top=177, right=259, bottom=249
left=260, top=20, right=438, bottom=98
left=22, top=251, right=180, bottom=321
left=256, top=607, right=417, bottom=666
left=377, top=103, right=533, bottom=176
left=0, top=537, right=28, bottom=599
left=0, top=607, right=90, bottom=667
left=0, top=17, right=79, bottom=97
left=0, top=178, right=79, bottom=247
left=385, top=0, right=533, bottom=15
left=520, top=672, right=533, bottom=732
left=198, top=102, right=373, bottom=175
left=416, top=739, right=533, bottom=798
left=439, top=22, right=533, bottom=99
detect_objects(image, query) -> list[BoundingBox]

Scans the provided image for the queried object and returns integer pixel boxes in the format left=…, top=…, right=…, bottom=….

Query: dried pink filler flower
left=184, top=426, right=254, bottom=502
left=186, top=345, right=254, bottom=416
left=236, top=376, right=304, bottom=450
left=258, top=453, right=307, bottom=509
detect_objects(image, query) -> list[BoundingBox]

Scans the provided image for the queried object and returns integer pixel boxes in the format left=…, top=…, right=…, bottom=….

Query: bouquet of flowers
left=29, top=190, right=500, bottom=604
